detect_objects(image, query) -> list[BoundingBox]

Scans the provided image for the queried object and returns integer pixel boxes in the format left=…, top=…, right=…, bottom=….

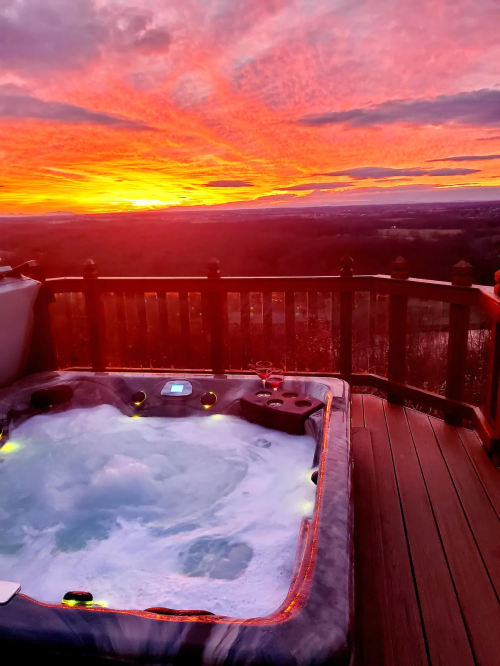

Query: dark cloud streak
left=203, top=180, right=254, bottom=187
left=317, top=167, right=479, bottom=179
left=426, top=154, right=500, bottom=162
left=279, top=181, right=353, bottom=190
left=298, top=89, right=500, bottom=129
left=0, top=91, right=154, bottom=130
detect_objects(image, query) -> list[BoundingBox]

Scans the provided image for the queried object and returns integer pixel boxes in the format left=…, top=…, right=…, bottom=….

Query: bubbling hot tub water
left=0, top=405, right=316, bottom=618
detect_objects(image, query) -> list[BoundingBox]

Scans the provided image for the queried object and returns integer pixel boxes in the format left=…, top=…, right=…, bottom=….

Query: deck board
left=352, top=428, right=385, bottom=666
left=355, top=395, right=500, bottom=666
left=362, top=396, right=428, bottom=666
left=384, top=402, right=474, bottom=666
left=457, top=426, right=500, bottom=520
left=403, top=409, right=500, bottom=666
left=351, top=393, right=364, bottom=428
left=431, top=418, right=500, bottom=601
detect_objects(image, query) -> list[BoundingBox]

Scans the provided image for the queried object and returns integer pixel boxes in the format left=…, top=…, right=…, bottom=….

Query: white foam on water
left=0, top=405, right=317, bottom=617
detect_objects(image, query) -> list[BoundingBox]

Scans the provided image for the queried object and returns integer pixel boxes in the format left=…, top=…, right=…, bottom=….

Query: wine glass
left=267, top=369, right=284, bottom=392
left=250, top=361, right=274, bottom=388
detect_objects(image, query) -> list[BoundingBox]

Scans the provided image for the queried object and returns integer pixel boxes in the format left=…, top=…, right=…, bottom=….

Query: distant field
left=1, top=201, right=500, bottom=285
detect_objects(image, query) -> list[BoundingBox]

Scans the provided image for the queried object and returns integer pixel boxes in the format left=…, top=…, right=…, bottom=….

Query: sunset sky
left=1, top=0, right=500, bottom=214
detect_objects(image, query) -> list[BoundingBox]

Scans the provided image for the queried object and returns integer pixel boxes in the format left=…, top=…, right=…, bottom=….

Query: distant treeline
left=1, top=201, right=500, bottom=284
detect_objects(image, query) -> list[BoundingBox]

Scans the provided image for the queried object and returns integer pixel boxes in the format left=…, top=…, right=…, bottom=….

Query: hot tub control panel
left=160, top=380, right=193, bottom=397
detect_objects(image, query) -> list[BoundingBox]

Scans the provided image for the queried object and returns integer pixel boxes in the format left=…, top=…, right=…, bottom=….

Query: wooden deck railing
left=25, top=257, right=500, bottom=462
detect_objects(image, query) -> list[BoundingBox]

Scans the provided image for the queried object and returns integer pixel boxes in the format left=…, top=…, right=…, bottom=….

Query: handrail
left=46, top=274, right=480, bottom=304
left=26, top=256, right=500, bottom=464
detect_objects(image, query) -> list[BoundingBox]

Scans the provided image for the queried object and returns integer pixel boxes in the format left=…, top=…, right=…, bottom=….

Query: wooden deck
left=352, top=394, right=500, bottom=666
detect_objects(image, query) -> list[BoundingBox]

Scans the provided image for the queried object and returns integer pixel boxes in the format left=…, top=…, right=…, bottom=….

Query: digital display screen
left=171, top=384, right=184, bottom=393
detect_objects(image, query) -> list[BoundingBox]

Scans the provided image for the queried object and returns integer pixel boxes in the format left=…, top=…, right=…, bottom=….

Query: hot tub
left=0, top=371, right=352, bottom=665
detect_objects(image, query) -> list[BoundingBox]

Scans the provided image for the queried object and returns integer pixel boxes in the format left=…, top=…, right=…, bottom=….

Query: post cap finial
left=83, top=259, right=98, bottom=279
left=207, top=258, right=221, bottom=279
left=340, top=255, right=353, bottom=277
left=390, top=256, right=409, bottom=279
left=451, top=260, right=473, bottom=287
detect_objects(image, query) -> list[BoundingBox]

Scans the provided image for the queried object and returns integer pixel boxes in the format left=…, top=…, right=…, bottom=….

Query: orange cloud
left=0, top=0, right=499, bottom=213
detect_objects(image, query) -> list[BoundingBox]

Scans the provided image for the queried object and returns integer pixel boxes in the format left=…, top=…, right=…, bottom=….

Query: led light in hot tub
left=0, top=441, right=23, bottom=455
left=132, top=390, right=147, bottom=406
left=201, top=391, right=217, bottom=408
left=301, top=500, right=315, bottom=517
left=62, top=591, right=93, bottom=607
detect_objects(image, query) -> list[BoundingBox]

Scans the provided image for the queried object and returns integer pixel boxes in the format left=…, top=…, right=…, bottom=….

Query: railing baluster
left=115, top=293, right=130, bottom=369
left=295, top=292, right=307, bottom=372
left=240, top=291, right=251, bottom=369
left=62, top=293, right=78, bottom=367
left=136, top=292, right=150, bottom=369
left=101, top=293, right=118, bottom=368
left=330, top=292, right=339, bottom=372
left=388, top=257, right=409, bottom=405
left=188, top=292, right=203, bottom=370
left=318, top=292, right=329, bottom=372
left=144, top=293, right=162, bottom=369
left=156, top=293, right=171, bottom=369
left=201, top=292, right=211, bottom=370
left=285, top=291, right=295, bottom=372
left=369, top=291, right=377, bottom=374
left=263, top=292, right=273, bottom=363
left=445, top=261, right=473, bottom=425
left=340, top=256, right=353, bottom=376
left=73, top=292, right=91, bottom=367
left=179, top=291, right=191, bottom=369
left=207, top=259, right=224, bottom=374
left=251, top=292, right=264, bottom=362
left=125, top=292, right=141, bottom=368
left=308, top=291, right=319, bottom=372
left=83, top=259, right=107, bottom=372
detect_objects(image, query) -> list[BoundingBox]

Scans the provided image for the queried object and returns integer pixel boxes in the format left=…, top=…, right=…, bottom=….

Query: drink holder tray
left=240, top=388, right=324, bottom=434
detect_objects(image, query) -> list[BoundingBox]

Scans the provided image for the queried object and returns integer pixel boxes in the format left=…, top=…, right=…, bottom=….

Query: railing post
left=484, top=270, right=500, bottom=441
left=444, top=261, right=472, bottom=425
left=207, top=258, right=224, bottom=374
left=83, top=259, right=107, bottom=372
left=387, top=257, right=409, bottom=405
left=340, top=256, right=353, bottom=376
left=24, top=262, right=58, bottom=374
